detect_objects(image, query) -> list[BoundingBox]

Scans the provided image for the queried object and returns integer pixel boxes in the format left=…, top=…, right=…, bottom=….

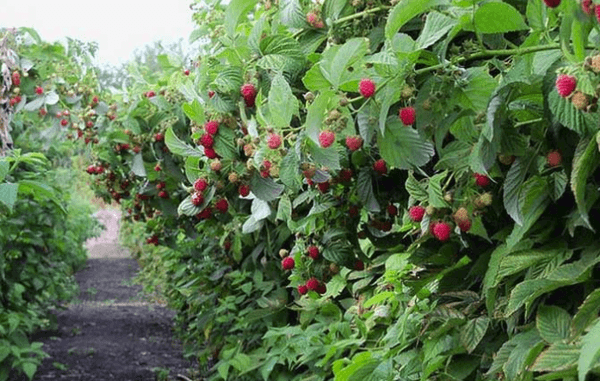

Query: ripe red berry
left=306, top=277, right=320, bottom=291
left=60, top=119, right=68, bottom=127
left=281, top=257, right=295, bottom=270
left=11, top=71, right=20, bottom=86
left=200, top=134, right=214, bottom=148
left=349, top=205, right=360, bottom=218
left=39, top=108, right=47, bottom=116
left=582, top=0, right=594, bottom=15
left=240, top=83, right=257, bottom=107
left=297, top=284, right=308, bottom=295
left=133, top=146, right=141, bottom=153
left=317, top=181, right=330, bottom=193
left=316, top=283, right=326, bottom=294
left=194, top=178, right=209, bottom=192
left=208, top=90, right=215, bottom=98
left=474, top=173, right=490, bottom=187
left=432, top=222, right=452, bottom=241
left=239, top=184, right=250, bottom=197
left=205, top=120, right=219, bottom=135
left=387, top=204, right=398, bottom=216
left=596, top=5, right=600, bottom=22
left=204, top=147, right=217, bottom=159
left=154, top=164, right=161, bottom=172
left=156, top=181, right=166, bottom=190
left=409, top=205, right=426, bottom=222
left=373, top=159, right=387, bottom=175
left=555, top=74, right=577, bottom=98
left=191, top=192, right=204, bottom=206
left=196, top=206, right=213, bottom=220
left=345, top=136, right=363, bottom=151
left=546, top=150, right=562, bottom=167
left=215, top=198, right=229, bottom=213
left=339, top=168, right=353, bottom=183
left=307, top=245, right=320, bottom=260
left=306, top=11, right=318, bottom=25
left=359, top=78, right=375, bottom=98
left=458, top=219, right=472, bottom=232
left=155, top=132, right=164, bottom=142
left=399, top=106, right=416, bottom=126
left=146, top=91, right=156, bottom=98
left=354, top=260, right=364, bottom=271
left=184, top=69, right=190, bottom=76
left=543, top=0, right=560, bottom=7
left=35, top=86, right=43, bottom=95
left=9, top=98, right=17, bottom=107
left=92, top=95, right=99, bottom=104
left=318, top=130, right=335, bottom=148
left=158, top=190, right=169, bottom=199
left=86, top=165, right=95, bottom=174
left=267, top=133, right=282, bottom=149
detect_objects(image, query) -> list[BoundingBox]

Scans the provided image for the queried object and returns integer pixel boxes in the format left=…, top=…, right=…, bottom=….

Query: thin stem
left=514, top=118, right=543, bottom=128
left=333, top=6, right=392, bottom=25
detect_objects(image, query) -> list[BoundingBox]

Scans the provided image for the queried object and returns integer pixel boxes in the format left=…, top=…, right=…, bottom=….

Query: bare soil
left=26, top=209, right=196, bottom=381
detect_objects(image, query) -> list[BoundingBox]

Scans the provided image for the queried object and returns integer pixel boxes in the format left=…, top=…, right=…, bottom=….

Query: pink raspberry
left=474, top=173, right=490, bottom=187
left=318, top=130, right=335, bottom=148
left=241, top=83, right=257, bottom=107
left=267, top=133, right=282, bottom=149
left=432, top=222, right=452, bottom=241
left=204, top=120, right=219, bottom=135
left=546, top=150, right=562, bottom=167
left=194, top=178, right=209, bottom=192
left=555, top=74, right=577, bottom=98
left=204, top=147, right=217, bottom=159
left=543, top=0, right=560, bottom=7
left=281, top=256, right=295, bottom=270
left=215, top=198, right=229, bottom=213
left=399, top=106, right=416, bottom=126
left=200, top=134, right=214, bottom=148
left=191, top=192, right=204, bottom=206
left=359, top=78, right=375, bottom=98
left=457, top=219, right=472, bottom=232
left=317, top=181, right=330, bottom=193
left=238, top=184, right=250, bottom=197
left=297, top=284, right=308, bottom=295
left=345, top=136, right=363, bottom=151
left=35, top=86, right=43, bottom=95
left=409, top=205, right=426, bottom=222
left=582, top=0, right=594, bottom=15
left=306, top=277, right=320, bottom=291
left=307, top=245, right=320, bottom=260
left=373, top=159, right=387, bottom=175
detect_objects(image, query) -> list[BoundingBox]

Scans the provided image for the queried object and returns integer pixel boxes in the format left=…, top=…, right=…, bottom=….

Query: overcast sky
left=1, top=0, right=196, bottom=66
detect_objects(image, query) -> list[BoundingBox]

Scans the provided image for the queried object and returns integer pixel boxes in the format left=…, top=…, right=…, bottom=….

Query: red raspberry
left=432, top=222, right=452, bottom=241
left=267, top=133, right=282, bottom=149
left=133, top=146, right=141, bottom=153
left=339, top=168, right=353, bottom=183
left=474, top=173, right=490, bottom=187
left=307, top=245, right=320, bottom=260
left=281, top=257, right=295, bottom=270
left=158, top=190, right=169, bottom=199
left=204, top=120, right=219, bottom=135
left=39, top=108, right=47, bottom=116
left=582, top=0, right=594, bottom=15
left=354, top=260, right=364, bottom=271
left=318, top=130, right=335, bottom=148
left=35, top=86, right=43, bottom=95
left=316, top=283, right=327, bottom=294
left=194, top=178, right=209, bottom=192
left=9, top=98, right=17, bottom=107
left=306, top=11, right=318, bottom=25
left=546, top=150, right=562, bottom=167
left=373, top=159, right=387, bottom=175
left=555, top=74, right=577, bottom=98
left=223, top=240, right=232, bottom=251
left=208, top=90, right=215, bottom=98
left=146, top=91, right=156, bottom=98
left=306, top=277, right=320, bottom=291
left=154, top=164, right=161, bottom=172
left=543, top=0, right=560, bottom=7
left=215, top=198, right=229, bottom=213
left=359, top=78, right=375, bottom=98
left=297, top=284, right=308, bottom=295
left=11, top=71, right=20, bottom=86
left=409, top=205, right=426, bottom=222
left=204, top=147, right=217, bottom=159
left=387, top=204, right=398, bottom=216
left=596, top=4, right=600, bottom=22
left=345, top=136, right=363, bottom=151
left=399, top=106, right=416, bottom=126
left=241, top=83, right=257, bottom=107
left=191, top=192, right=204, bottom=206
left=86, top=165, right=95, bottom=174
left=59, top=119, right=68, bottom=127
left=239, top=184, right=250, bottom=197
left=92, top=96, right=99, bottom=104
left=184, top=69, right=190, bottom=76
left=458, top=219, right=472, bottom=232
left=349, top=205, right=360, bottom=218
left=156, top=181, right=166, bottom=190
left=317, top=181, right=330, bottom=193
left=200, top=134, right=214, bottom=148
left=196, top=206, right=213, bottom=220
left=155, top=132, right=164, bottom=141
left=261, top=170, right=270, bottom=178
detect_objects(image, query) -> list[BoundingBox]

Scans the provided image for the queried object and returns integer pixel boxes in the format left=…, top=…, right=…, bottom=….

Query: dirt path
left=27, top=209, right=196, bottom=381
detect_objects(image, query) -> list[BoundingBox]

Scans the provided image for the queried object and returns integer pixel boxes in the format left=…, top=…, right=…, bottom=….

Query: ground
left=24, top=209, right=196, bottom=381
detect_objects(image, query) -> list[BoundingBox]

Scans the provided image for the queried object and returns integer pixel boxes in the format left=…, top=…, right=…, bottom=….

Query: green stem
left=514, top=118, right=543, bottom=128
left=333, top=6, right=391, bottom=25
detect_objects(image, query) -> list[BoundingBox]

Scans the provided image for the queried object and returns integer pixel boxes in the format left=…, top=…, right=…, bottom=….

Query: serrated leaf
left=224, top=0, right=258, bottom=36
left=44, top=91, right=59, bottom=105
left=250, top=174, right=284, bottom=201
left=578, top=319, right=600, bottom=381
left=377, top=120, right=435, bottom=170
left=549, top=170, right=568, bottom=201
left=320, top=38, right=368, bottom=88
left=571, top=289, right=600, bottom=339
left=460, top=317, right=489, bottom=354
left=268, top=74, right=298, bottom=127
left=0, top=160, right=8, bottom=183
left=503, top=158, right=529, bottom=225
left=280, top=151, right=301, bottom=192
left=570, top=135, right=600, bottom=231
left=251, top=198, right=271, bottom=220
left=536, top=305, right=572, bottom=343
left=213, top=126, right=238, bottom=160
left=165, top=127, right=204, bottom=157
left=531, top=341, right=580, bottom=372
left=385, top=0, right=446, bottom=40
left=427, top=171, right=449, bottom=208
left=357, top=168, right=380, bottom=212
left=416, top=12, right=458, bottom=50
left=23, top=96, right=45, bottom=111
left=0, top=183, right=19, bottom=212
left=474, top=2, right=528, bottom=34
left=548, top=88, right=597, bottom=135
left=182, top=100, right=204, bottom=124
left=279, top=0, right=306, bottom=28
left=131, top=153, right=147, bottom=177
left=276, top=194, right=292, bottom=221
left=405, top=172, right=428, bottom=201
left=184, top=156, right=203, bottom=184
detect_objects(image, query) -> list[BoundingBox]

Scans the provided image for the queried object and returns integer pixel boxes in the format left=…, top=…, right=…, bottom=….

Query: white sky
left=2, top=0, right=196, bottom=66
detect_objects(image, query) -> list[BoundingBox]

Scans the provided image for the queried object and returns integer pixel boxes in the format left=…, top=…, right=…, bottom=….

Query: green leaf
left=571, top=289, right=600, bottom=339
left=474, top=2, right=528, bottom=34
left=531, top=341, right=580, bottom=372
left=427, top=172, right=449, bottom=208
left=536, top=305, right=572, bottom=343
left=224, top=0, right=259, bottom=36
left=279, top=150, right=302, bottom=192
left=578, top=319, right=600, bottom=381
left=276, top=194, right=292, bottom=221
left=268, top=74, right=298, bottom=127
left=549, top=170, right=568, bottom=201
left=0, top=160, right=9, bottom=182
left=251, top=198, right=272, bottom=220
left=405, top=172, right=428, bottom=201
left=250, top=173, right=284, bottom=202
left=44, top=91, right=59, bottom=105
left=23, top=96, right=45, bottom=111
left=357, top=168, right=380, bottom=212
left=213, top=126, right=238, bottom=160
left=131, top=154, right=147, bottom=177
left=182, top=100, right=204, bottom=124
left=310, top=141, right=341, bottom=170
left=385, top=0, right=447, bottom=40
left=416, top=12, right=458, bottom=50
left=320, top=38, right=368, bottom=88
left=460, top=317, right=490, bottom=354
left=279, top=0, right=306, bottom=28
left=570, top=134, right=600, bottom=231
left=377, top=120, right=435, bottom=170
left=548, top=88, right=597, bottom=135
left=0, top=183, right=19, bottom=212
left=165, top=127, right=204, bottom=157
left=503, top=158, right=529, bottom=225
left=21, top=362, right=37, bottom=381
